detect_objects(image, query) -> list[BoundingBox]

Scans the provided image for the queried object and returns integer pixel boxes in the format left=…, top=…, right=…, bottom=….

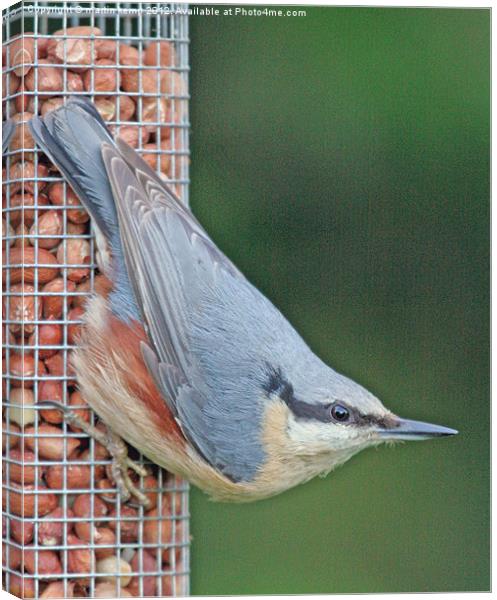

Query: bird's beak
left=379, top=418, right=458, bottom=441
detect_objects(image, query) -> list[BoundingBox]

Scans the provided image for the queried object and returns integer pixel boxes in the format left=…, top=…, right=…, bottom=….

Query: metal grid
left=2, top=2, right=190, bottom=597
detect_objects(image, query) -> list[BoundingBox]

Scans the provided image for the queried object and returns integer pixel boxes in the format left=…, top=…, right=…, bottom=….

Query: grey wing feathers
left=114, top=136, right=239, bottom=270
left=141, top=343, right=186, bottom=415
left=101, top=143, right=270, bottom=482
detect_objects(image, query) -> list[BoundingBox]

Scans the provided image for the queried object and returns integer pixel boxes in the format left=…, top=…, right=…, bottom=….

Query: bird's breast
left=71, top=296, right=189, bottom=468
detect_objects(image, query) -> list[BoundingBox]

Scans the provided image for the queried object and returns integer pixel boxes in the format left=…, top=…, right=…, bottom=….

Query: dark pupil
left=332, top=405, right=350, bottom=422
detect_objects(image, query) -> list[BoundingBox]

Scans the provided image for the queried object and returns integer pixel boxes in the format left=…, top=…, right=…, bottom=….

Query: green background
left=188, top=6, right=490, bottom=595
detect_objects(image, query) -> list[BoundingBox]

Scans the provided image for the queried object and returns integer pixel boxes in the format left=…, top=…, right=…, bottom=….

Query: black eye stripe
left=263, top=365, right=389, bottom=426
left=287, top=398, right=334, bottom=422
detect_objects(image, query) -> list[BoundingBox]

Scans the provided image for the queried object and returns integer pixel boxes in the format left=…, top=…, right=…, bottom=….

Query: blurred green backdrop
left=188, top=6, right=489, bottom=594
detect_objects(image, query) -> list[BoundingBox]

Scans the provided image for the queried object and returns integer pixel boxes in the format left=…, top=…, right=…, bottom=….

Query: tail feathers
left=2, top=119, right=15, bottom=153
left=29, top=97, right=140, bottom=322
left=29, top=97, right=118, bottom=244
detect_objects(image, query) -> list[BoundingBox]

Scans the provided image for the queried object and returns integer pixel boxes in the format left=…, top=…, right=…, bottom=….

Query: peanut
left=10, top=516, right=34, bottom=544
left=113, top=124, right=150, bottom=149
left=37, top=379, right=64, bottom=421
left=108, top=505, right=139, bottom=543
left=95, top=97, right=116, bottom=122
left=118, top=43, right=140, bottom=64
left=121, top=57, right=161, bottom=94
left=10, top=112, right=36, bottom=161
left=6, top=282, right=41, bottom=336
left=140, top=96, right=171, bottom=139
left=163, top=519, right=186, bottom=566
left=96, top=556, right=133, bottom=588
left=94, top=527, right=116, bottom=560
left=143, top=41, right=175, bottom=68
left=3, top=541, right=22, bottom=569
left=6, top=447, right=41, bottom=484
left=83, top=59, right=120, bottom=92
left=29, top=209, right=63, bottom=249
left=2, top=218, right=14, bottom=249
left=38, top=506, right=74, bottom=546
left=4, top=246, right=59, bottom=285
left=44, top=351, right=77, bottom=386
left=10, top=34, right=35, bottom=77
left=57, top=239, right=91, bottom=283
left=48, top=182, right=89, bottom=224
left=24, top=59, right=64, bottom=96
left=73, top=493, right=108, bottom=519
left=67, top=71, right=84, bottom=93
left=2, top=481, right=58, bottom=517
left=14, top=83, right=36, bottom=115
left=95, top=39, right=118, bottom=60
left=67, top=221, right=88, bottom=235
left=42, top=277, right=77, bottom=319
left=8, top=192, right=50, bottom=226
left=2, top=420, right=20, bottom=451
left=143, top=499, right=173, bottom=560
left=161, top=71, right=187, bottom=124
left=9, top=387, right=36, bottom=427
left=45, top=463, right=92, bottom=490
left=9, top=354, right=46, bottom=388
left=95, top=40, right=138, bottom=63
left=160, top=70, right=187, bottom=97
left=116, top=94, right=136, bottom=121
left=95, top=95, right=135, bottom=122
left=28, top=322, right=63, bottom=359
left=141, top=136, right=183, bottom=177
left=2, top=70, right=20, bottom=100
left=74, top=520, right=102, bottom=544
left=75, top=449, right=105, bottom=483
left=8, top=161, right=49, bottom=196
left=23, top=546, right=63, bottom=576
left=67, top=533, right=96, bottom=585
left=25, top=423, right=81, bottom=460
left=50, top=27, right=103, bottom=72
left=14, top=222, right=30, bottom=248
left=41, top=97, right=65, bottom=116
left=127, top=550, right=158, bottom=596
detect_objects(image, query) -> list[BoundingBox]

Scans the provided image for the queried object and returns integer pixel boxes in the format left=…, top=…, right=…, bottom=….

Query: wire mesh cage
left=2, top=2, right=190, bottom=597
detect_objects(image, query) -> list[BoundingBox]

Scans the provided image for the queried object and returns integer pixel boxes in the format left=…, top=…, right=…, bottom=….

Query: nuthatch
left=29, top=98, right=457, bottom=503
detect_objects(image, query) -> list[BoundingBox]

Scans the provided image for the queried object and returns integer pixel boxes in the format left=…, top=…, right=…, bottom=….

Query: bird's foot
left=103, top=428, right=151, bottom=507
left=37, top=401, right=151, bottom=508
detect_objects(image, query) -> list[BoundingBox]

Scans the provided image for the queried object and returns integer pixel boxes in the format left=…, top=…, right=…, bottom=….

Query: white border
left=0, top=1, right=491, bottom=600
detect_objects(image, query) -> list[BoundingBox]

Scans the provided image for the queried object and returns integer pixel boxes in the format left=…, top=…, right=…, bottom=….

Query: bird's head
left=262, top=366, right=457, bottom=481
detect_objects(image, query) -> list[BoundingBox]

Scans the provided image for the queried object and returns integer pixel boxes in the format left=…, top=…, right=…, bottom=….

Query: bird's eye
left=331, top=404, right=350, bottom=422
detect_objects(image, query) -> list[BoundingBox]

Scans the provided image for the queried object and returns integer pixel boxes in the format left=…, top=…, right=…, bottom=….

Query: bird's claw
left=37, top=401, right=151, bottom=509
left=104, top=429, right=151, bottom=507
